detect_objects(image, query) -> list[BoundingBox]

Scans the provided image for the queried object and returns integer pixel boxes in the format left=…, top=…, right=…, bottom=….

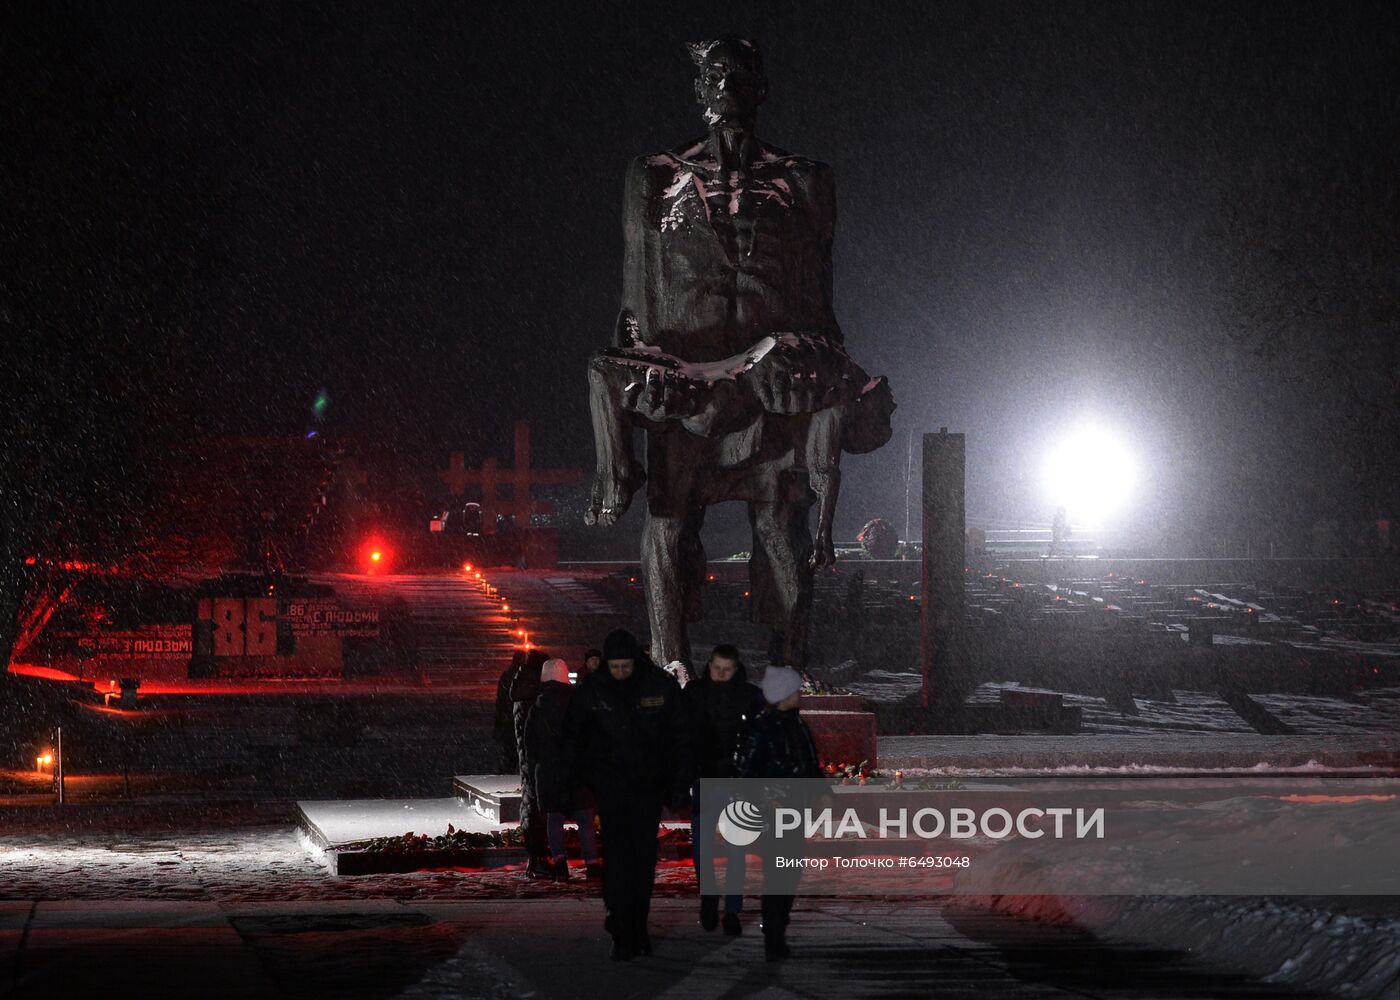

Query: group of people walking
left=493, top=629, right=821, bottom=962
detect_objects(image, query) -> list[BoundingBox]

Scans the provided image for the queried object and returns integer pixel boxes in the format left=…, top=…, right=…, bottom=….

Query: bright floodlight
left=1043, top=426, right=1135, bottom=524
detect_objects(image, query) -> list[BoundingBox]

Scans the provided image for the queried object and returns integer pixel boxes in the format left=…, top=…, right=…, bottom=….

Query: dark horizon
left=6, top=0, right=1398, bottom=560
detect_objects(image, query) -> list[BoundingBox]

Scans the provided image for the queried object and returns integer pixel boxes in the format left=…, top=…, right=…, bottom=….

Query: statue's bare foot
left=585, top=461, right=645, bottom=527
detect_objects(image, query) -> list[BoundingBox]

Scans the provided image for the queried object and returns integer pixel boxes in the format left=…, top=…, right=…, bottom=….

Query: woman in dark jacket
left=525, top=658, right=600, bottom=880
left=684, top=643, right=763, bottom=934
left=734, top=665, right=821, bottom=961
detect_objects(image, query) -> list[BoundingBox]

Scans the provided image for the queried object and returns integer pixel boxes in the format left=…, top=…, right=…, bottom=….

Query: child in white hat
left=524, top=658, right=600, bottom=880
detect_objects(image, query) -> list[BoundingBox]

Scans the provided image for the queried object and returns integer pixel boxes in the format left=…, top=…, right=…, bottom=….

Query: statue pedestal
left=800, top=693, right=865, bottom=713
left=803, top=709, right=878, bottom=769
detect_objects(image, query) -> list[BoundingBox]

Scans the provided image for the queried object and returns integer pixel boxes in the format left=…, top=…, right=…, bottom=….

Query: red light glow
left=358, top=539, right=392, bottom=573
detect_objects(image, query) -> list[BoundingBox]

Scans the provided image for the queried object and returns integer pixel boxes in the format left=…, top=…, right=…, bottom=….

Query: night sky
left=5, top=1, right=1398, bottom=558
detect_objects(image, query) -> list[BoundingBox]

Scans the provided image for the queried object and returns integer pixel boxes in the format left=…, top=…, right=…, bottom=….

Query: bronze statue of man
left=586, top=37, right=894, bottom=677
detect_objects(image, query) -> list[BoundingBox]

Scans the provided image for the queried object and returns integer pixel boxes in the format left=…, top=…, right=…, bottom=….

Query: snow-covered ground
left=846, top=671, right=1400, bottom=737
left=1252, top=690, right=1400, bottom=734
left=979, top=893, right=1400, bottom=998
left=2, top=824, right=1395, bottom=997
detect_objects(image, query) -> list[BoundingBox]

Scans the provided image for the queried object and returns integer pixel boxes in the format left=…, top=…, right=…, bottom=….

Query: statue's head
left=688, top=36, right=767, bottom=128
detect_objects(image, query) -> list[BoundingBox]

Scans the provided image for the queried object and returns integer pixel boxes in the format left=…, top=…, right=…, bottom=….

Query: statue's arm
left=614, top=156, right=653, bottom=348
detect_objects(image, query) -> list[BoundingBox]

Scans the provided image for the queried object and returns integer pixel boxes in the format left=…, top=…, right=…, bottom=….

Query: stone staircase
left=313, top=571, right=628, bottom=688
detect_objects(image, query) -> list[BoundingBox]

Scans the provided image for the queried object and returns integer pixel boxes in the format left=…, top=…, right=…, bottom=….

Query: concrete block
left=804, top=710, right=878, bottom=768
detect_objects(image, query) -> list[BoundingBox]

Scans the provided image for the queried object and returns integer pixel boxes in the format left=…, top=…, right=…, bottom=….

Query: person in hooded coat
left=734, top=665, right=821, bottom=962
left=507, top=647, right=551, bottom=877
left=525, top=657, right=601, bottom=880
left=561, top=628, right=696, bottom=960
left=684, top=643, right=763, bottom=934
left=493, top=652, right=523, bottom=774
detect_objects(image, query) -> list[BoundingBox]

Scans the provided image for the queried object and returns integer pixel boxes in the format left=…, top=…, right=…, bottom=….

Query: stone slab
left=804, top=710, right=878, bottom=769
left=999, top=689, right=1062, bottom=710
left=452, top=774, right=522, bottom=823
left=327, top=845, right=523, bottom=877
left=297, top=797, right=500, bottom=849
left=31, top=900, right=226, bottom=928
left=296, top=787, right=699, bottom=875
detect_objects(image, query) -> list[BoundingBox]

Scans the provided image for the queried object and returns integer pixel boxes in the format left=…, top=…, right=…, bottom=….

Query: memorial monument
left=586, top=37, right=895, bottom=677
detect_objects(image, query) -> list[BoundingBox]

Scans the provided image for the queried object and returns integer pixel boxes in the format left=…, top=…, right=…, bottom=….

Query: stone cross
left=439, top=421, right=582, bottom=533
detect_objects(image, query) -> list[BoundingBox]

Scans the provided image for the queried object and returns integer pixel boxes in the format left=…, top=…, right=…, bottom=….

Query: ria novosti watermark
left=696, top=778, right=1400, bottom=896
left=754, top=802, right=1106, bottom=842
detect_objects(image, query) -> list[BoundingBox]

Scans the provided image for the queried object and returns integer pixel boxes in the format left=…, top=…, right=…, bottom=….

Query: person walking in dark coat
left=508, top=647, right=552, bottom=878
left=561, top=628, right=696, bottom=960
left=525, top=657, right=601, bottom=880
left=734, top=665, right=821, bottom=961
left=684, top=643, right=763, bottom=935
left=493, top=652, right=522, bottom=774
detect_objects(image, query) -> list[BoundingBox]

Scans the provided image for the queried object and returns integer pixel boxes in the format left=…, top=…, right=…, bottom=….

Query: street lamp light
left=1043, top=425, right=1136, bottom=526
